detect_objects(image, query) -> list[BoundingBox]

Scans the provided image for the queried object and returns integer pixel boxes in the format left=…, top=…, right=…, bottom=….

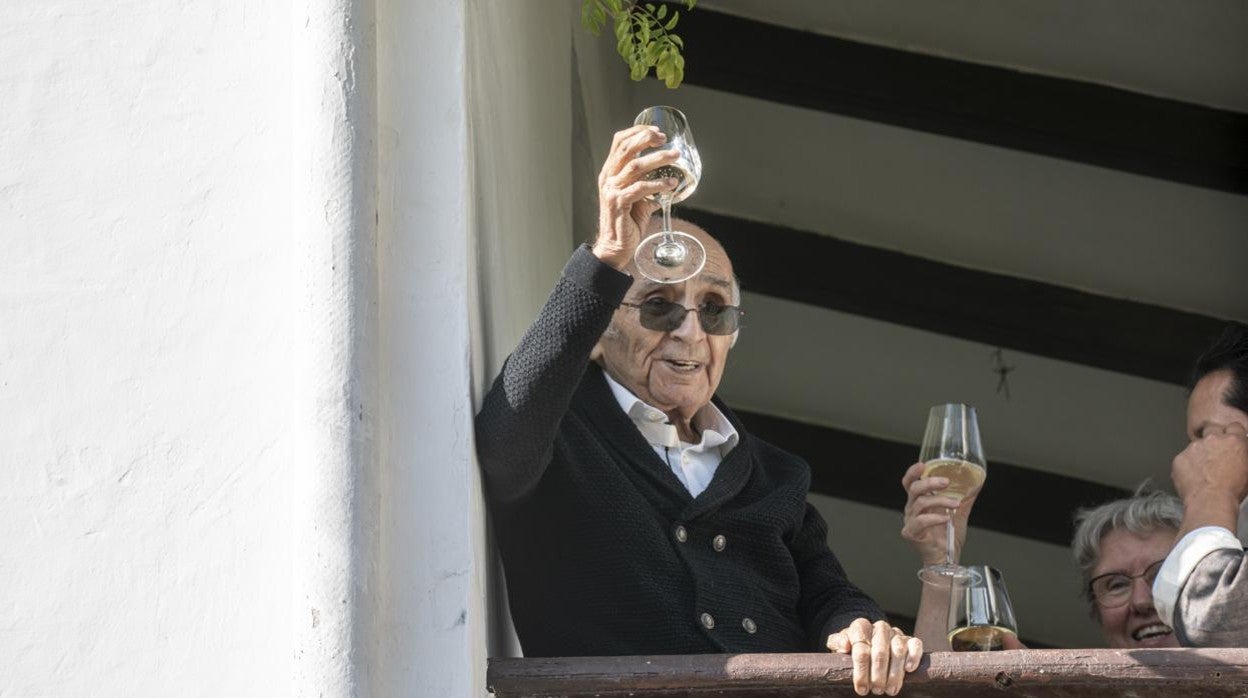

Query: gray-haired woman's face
left=1090, top=527, right=1179, bottom=648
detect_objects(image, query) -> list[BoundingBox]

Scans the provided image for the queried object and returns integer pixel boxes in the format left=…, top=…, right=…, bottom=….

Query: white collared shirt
left=1152, top=499, right=1248, bottom=628
left=602, top=371, right=739, bottom=498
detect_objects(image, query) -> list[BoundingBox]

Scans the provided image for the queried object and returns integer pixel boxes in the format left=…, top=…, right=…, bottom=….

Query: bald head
left=640, top=216, right=738, bottom=303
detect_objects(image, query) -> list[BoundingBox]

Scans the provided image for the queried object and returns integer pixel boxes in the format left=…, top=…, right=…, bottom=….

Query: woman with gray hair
left=1071, top=488, right=1183, bottom=648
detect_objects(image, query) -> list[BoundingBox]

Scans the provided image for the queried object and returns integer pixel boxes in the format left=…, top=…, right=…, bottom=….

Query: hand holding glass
left=917, top=403, right=986, bottom=584
left=632, top=106, right=705, bottom=283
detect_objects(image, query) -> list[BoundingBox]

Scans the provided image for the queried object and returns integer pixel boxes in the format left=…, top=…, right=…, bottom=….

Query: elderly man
left=1153, top=323, right=1248, bottom=646
left=475, top=124, right=922, bottom=696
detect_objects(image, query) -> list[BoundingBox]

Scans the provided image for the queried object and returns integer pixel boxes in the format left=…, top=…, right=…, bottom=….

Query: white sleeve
left=1153, top=526, right=1244, bottom=628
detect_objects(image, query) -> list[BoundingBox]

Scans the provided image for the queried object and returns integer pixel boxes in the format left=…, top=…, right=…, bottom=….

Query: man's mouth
left=662, top=359, right=702, bottom=372
left=1132, top=623, right=1172, bottom=642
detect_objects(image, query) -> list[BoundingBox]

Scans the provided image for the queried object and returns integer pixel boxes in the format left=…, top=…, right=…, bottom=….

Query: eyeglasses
left=619, top=298, right=743, bottom=336
left=1087, top=559, right=1166, bottom=608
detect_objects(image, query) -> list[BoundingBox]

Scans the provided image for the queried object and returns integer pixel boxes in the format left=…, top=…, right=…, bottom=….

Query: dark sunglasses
left=619, top=298, right=743, bottom=335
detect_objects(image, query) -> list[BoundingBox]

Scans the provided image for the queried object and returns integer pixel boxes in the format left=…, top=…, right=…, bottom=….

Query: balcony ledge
left=489, top=648, right=1248, bottom=696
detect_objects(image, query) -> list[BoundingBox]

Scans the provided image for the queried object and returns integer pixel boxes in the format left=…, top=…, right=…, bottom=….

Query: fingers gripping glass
left=619, top=299, right=743, bottom=335
left=917, top=403, right=987, bottom=585
left=1088, top=559, right=1166, bottom=608
left=633, top=106, right=705, bottom=284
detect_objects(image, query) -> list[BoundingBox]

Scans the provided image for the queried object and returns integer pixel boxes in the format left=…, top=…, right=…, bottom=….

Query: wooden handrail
left=488, top=649, right=1248, bottom=696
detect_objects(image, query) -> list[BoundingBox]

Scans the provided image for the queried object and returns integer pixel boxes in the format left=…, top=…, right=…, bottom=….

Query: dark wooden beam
left=676, top=7, right=1248, bottom=195
left=684, top=208, right=1228, bottom=386
left=737, top=410, right=1128, bottom=548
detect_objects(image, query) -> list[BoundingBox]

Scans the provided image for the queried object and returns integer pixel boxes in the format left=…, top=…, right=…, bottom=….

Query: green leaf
left=686, top=0, right=696, bottom=9
left=665, top=11, right=678, bottom=31
left=657, top=4, right=667, bottom=19
left=644, top=40, right=660, bottom=63
left=669, top=34, right=683, bottom=48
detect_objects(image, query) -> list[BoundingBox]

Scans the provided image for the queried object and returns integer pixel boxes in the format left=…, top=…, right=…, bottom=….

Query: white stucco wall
left=0, top=2, right=293, bottom=695
left=1, top=0, right=592, bottom=694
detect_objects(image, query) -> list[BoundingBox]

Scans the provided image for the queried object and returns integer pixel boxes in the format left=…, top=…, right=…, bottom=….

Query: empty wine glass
left=632, top=106, right=705, bottom=283
left=917, top=403, right=986, bottom=584
left=947, top=565, right=1019, bottom=651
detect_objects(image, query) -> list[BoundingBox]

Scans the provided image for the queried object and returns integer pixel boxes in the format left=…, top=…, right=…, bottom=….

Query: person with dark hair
left=1153, top=323, right=1248, bottom=646
left=475, top=124, right=922, bottom=696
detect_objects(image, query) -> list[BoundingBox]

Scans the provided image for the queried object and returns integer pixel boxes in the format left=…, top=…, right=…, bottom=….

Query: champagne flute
left=947, top=565, right=1019, bottom=651
left=917, top=403, right=986, bottom=584
left=632, top=106, right=705, bottom=283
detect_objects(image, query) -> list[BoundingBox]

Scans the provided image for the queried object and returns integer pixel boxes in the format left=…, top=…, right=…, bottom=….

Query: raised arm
left=1154, top=423, right=1248, bottom=646
left=900, top=461, right=979, bottom=651
left=474, top=125, right=677, bottom=503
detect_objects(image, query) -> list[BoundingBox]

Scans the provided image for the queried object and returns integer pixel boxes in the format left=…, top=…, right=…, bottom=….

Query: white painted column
left=291, top=0, right=379, bottom=695
left=376, top=0, right=487, bottom=695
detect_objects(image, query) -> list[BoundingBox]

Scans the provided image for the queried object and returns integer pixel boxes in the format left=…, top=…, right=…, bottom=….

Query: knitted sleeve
left=790, top=502, right=887, bottom=648
left=475, top=245, right=633, bottom=504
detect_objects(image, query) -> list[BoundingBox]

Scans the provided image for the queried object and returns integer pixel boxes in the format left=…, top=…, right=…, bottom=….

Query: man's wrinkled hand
left=827, top=618, right=923, bottom=696
left=592, top=125, right=681, bottom=270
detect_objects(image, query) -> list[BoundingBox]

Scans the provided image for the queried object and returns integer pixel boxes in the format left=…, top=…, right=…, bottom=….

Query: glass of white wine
left=917, top=403, right=986, bottom=584
left=947, top=565, right=1019, bottom=651
left=632, top=106, right=705, bottom=284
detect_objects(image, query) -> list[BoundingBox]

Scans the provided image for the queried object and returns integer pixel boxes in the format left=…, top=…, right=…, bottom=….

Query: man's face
left=1187, top=369, right=1248, bottom=440
left=595, top=229, right=736, bottom=423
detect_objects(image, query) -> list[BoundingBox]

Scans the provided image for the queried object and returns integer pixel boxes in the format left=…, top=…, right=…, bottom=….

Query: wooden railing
left=489, top=649, right=1248, bottom=696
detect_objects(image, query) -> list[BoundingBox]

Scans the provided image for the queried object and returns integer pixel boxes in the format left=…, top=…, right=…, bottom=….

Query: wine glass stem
left=660, top=192, right=674, bottom=243
left=945, top=509, right=956, bottom=565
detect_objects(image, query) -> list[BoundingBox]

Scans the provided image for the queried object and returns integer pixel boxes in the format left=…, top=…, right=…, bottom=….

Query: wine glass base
left=634, top=230, right=707, bottom=284
left=918, top=564, right=975, bottom=586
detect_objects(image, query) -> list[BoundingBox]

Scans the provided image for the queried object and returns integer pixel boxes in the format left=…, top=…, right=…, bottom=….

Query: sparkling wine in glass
left=917, top=403, right=986, bottom=584
left=632, top=106, right=705, bottom=283
left=947, top=565, right=1019, bottom=651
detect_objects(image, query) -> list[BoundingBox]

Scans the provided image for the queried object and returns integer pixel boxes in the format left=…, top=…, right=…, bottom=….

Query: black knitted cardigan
left=475, top=246, right=884, bottom=657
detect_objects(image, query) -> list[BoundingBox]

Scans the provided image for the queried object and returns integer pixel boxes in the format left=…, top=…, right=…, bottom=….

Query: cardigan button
left=742, top=617, right=757, bottom=634
left=674, top=525, right=688, bottom=543
left=700, top=612, right=716, bottom=630
left=712, top=534, right=726, bottom=552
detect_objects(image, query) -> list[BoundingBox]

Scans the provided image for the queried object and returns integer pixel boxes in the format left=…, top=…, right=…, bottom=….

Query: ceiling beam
left=677, top=7, right=1248, bottom=195
left=683, top=208, right=1227, bottom=386
left=737, top=410, right=1129, bottom=548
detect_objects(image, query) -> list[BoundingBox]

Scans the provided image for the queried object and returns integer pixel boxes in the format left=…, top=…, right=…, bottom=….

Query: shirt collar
left=601, top=370, right=739, bottom=452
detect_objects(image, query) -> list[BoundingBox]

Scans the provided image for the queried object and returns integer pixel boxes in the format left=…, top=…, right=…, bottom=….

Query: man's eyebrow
left=634, top=275, right=733, bottom=293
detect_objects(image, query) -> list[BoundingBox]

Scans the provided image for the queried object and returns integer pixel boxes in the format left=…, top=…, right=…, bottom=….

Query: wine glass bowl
left=917, top=403, right=986, bottom=584
left=632, top=106, right=706, bottom=283
left=947, top=565, right=1019, bottom=651
left=635, top=106, right=701, bottom=203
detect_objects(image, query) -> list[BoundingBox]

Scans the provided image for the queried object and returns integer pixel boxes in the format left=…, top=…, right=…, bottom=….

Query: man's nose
left=669, top=306, right=706, bottom=340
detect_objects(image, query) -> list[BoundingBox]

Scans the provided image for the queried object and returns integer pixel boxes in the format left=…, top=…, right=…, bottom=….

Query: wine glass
left=947, top=565, right=1019, bottom=651
left=632, top=106, right=705, bottom=283
left=917, top=403, right=986, bottom=584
